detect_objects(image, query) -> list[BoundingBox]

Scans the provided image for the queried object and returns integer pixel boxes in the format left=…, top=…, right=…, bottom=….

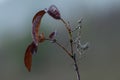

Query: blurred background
left=0, top=0, right=120, bottom=80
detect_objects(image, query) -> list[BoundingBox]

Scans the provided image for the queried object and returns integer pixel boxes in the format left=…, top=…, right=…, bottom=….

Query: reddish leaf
left=24, top=44, right=32, bottom=72
left=24, top=42, right=38, bottom=72
left=32, top=10, right=46, bottom=46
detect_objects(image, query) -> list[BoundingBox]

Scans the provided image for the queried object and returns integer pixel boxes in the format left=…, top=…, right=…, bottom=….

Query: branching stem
left=55, top=40, right=72, bottom=58
left=45, top=39, right=72, bottom=58
left=60, top=18, right=81, bottom=80
left=46, top=18, right=81, bottom=80
left=60, top=18, right=73, bottom=55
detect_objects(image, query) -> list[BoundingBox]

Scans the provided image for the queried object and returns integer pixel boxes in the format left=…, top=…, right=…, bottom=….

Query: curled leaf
left=32, top=10, right=46, bottom=46
left=47, top=5, right=61, bottom=20
left=24, top=42, right=38, bottom=72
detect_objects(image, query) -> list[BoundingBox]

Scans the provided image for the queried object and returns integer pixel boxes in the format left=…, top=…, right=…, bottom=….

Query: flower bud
left=47, top=5, right=61, bottom=20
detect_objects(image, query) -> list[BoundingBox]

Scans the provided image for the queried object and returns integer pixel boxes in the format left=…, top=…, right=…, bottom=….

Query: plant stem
left=55, top=40, right=72, bottom=57
left=46, top=18, right=81, bottom=80
left=60, top=18, right=81, bottom=80
left=51, top=40, right=80, bottom=80
left=45, top=39, right=72, bottom=58
left=54, top=40, right=80, bottom=80
left=55, top=40, right=81, bottom=80
left=73, top=54, right=80, bottom=80
left=60, top=18, right=73, bottom=55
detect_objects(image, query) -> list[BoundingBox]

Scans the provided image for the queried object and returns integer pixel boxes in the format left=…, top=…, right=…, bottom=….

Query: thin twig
left=46, top=18, right=81, bottom=80
left=60, top=18, right=73, bottom=55
left=55, top=40, right=72, bottom=57
left=73, top=54, right=80, bottom=80
left=56, top=40, right=81, bottom=80
left=60, top=18, right=81, bottom=80
left=46, top=39, right=81, bottom=80
left=45, top=39, right=72, bottom=58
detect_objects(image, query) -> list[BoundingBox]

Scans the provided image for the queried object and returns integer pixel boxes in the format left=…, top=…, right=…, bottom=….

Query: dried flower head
left=47, top=5, right=61, bottom=20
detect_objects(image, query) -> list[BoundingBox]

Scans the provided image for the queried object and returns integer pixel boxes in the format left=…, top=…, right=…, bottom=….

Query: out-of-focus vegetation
left=0, top=0, right=120, bottom=80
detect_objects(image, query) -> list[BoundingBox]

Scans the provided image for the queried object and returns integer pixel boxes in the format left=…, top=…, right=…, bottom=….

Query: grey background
left=0, top=0, right=120, bottom=80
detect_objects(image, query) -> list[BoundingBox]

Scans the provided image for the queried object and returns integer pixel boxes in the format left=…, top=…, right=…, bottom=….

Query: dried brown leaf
left=24, top=42, right=38, bottom=72
left=24, top=44, right=32, bottom=72
left=32, top=10, right=46, bottom=46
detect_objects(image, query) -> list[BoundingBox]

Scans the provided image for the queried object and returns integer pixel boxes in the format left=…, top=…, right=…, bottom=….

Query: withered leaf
left=24, top=44, right=32, bottom=72
left=32, top=10, right=46, bottom=46
left=24, top=42, right=38, bottom=72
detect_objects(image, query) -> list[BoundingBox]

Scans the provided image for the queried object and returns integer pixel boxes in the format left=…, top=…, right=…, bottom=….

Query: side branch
left=45, top=39, right=72, bottom=58
left=60, top=18, right=74, bottom=55
left=54, top=40, right=72, bottom=58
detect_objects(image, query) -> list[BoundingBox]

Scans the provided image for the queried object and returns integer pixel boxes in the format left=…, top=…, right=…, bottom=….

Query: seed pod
left=47, top=5, right=61, bottom=20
